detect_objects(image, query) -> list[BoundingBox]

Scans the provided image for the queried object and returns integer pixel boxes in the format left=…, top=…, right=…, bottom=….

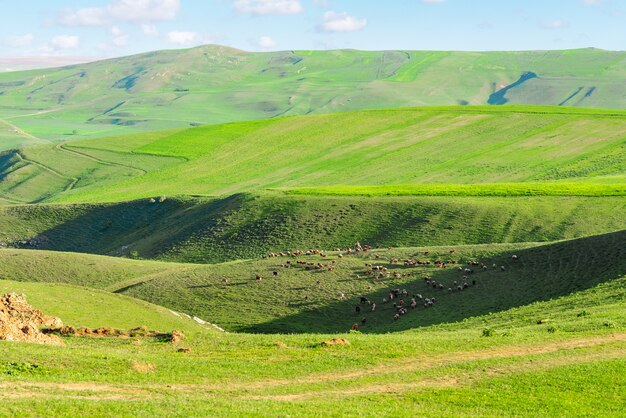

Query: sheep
left=273, top=271, right=279, bottom=276
left=337, top=292, right=345, bottom=300
left=393, top=313, right=400, bottom=321
left=500, top=266, right=506, bottom=271
left=371, top=303, right=376, bottom=312
left=255, top=274, right=263, bottom=281
left=360, top=296, right=368, bottom=304
left=512, top=255, right=519, bottom=260
left=361, top=317, right=367, bottom=324
left=355, top=306, right=361, bottom=314
left=352, top=323, right=359, bottom=331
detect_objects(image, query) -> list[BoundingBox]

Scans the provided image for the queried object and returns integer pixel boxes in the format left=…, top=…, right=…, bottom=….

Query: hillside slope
left=0, top=193, right=625, bottom=264
left=1, top=106, right=624, bottom=204
left=0, top=280, right=209, bottom=333
left=2, top=230, right=625, bottom=333
left=0, top=46, right=624, bottom=144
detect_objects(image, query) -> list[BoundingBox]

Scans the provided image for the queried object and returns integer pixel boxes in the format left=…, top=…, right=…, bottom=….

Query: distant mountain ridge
left=0, top=45, right=625, bottom=143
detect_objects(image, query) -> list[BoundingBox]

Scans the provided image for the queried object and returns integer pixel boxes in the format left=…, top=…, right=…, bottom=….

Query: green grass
left=1, top=193, right=625, bottom=264
left=2, top=229, right=624, bottom=333
left=283, top=182, right=626, bottom=197
left=0, top=46, right=625, bottom=144
left=1, top=269, right=625, bottom=415
left=0, top=280, right=209, bottom=333
left=1, top=106, right=625, bottom=204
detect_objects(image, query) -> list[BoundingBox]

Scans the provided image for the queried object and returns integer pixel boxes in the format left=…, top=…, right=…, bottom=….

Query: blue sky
left=1, top=0, right=625, bottom=61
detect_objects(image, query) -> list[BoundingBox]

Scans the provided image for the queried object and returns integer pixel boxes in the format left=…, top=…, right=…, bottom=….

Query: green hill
left=0, top=46, right=625, bottom=146
left=1, top=193, right=625, bottom=264
left=2, top=229, right=625, bottom=333
left=0, top=280, right=210, bottom=334
left=0, top=106, right=624, bottom=204
left=2, top=269, right=625, bottom=416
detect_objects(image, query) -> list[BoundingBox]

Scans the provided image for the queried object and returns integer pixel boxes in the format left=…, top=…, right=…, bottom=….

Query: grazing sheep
left=382, top=298, right=388, bottom=304
left=371, top=303, right=376, bottom=312
left=337, top=292, right=345, bottom=300
left=352, top=323, right=359, bottom=331
left=255, top=275, right=263, bottom=281
left=393, top=314, right=400, bottom=321
left=273, top=271, right=279, bottom=276
left=512, top=255, right=519, bottom=260
left=360, top=296, right=368, bottom=304
left=355, top=306, right=361, bottom=314
left=500, top=266, right=506, bottom=271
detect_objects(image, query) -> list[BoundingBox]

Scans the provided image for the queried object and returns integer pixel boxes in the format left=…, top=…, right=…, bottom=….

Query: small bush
left=1, top=362, right=46, bottom=376
left=482, top=328, right=496, bottom=337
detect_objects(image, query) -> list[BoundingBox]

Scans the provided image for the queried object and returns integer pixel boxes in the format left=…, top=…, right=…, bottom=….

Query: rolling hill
left=0, top=46, right=625, bottom=147
left=0, top=193, right=625, bottom=264
left=0, top=106, right=624, bottom=204
left=0, top=280, right=210, bottom=333
left=1, top=229, right=625, bottom=333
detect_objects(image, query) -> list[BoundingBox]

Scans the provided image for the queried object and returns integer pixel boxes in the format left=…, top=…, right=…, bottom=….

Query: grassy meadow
left=0, top=48, right=625, bottom=415
left=0, top=46, right=625, bottom=144
left=1, top=240, right=625, bottom=415
left=0, top=106, right=624, bottom=204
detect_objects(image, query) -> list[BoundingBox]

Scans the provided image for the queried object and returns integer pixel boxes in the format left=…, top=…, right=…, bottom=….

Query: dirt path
left=1, top=333, right=624, bottom=401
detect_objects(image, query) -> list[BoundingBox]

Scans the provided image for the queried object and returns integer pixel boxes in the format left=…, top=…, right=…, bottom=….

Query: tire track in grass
left=56, top=143, right=148, bottom=176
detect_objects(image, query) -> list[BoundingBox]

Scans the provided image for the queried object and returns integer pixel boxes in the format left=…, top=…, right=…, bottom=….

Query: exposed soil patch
left=0, top=293, right=63, bottom=346
left=45, top=325, right=184, bottom=343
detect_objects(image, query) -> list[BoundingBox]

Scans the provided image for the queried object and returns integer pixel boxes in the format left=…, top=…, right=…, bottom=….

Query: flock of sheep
left=263, top=242, right=517, bottom=329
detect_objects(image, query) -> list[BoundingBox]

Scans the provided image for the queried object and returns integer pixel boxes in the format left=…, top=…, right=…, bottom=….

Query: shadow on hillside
left=26, top=194, right=248, bottom=259
left=488, top=71, right=538, bottom=105
left=240, top=230, right=626, bottom=334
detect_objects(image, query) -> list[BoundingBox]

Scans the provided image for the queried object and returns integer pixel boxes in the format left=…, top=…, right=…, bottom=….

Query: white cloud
left=59, top=7, right=109, bottom=26
left=142, top=24, right=159, bottom=36
left=50, top=35, right=80, bottom=49
left=59, top=0, right=180, bottom=26
left=318, top=11, right=367, bottom=33
left=255, top=35, right=277, bottom=50
left=312, top=0, right=330, bottom=7
left=541, top=19, right=570, bottom=29
left=234, top=0, right=303, bottom=15
left=167, top=31, right=198, bottom=45
left=111, top=26, right=129, bottom=47
left=3, top=34, right=34, bottom=48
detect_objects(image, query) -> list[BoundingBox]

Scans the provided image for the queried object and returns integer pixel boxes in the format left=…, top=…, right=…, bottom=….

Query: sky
left=0, top=0, right=625, bottom=67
